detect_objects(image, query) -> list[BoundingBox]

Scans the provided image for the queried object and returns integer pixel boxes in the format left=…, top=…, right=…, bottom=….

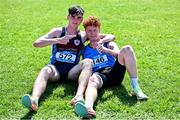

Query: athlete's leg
left=84, top=73, right=103, bottom=115
left=68, top=62, right=84, bottom=81
left=117, top=45, right=137, bottom=78
left=117, top=45, right=148, bottom=99
left=74, top=73, right=103, bottom=118
left=68, top=59, right=93, bottom=104
left=32, top=65, right=60, bottom=100
left=22, top=65, right=60, bottom=111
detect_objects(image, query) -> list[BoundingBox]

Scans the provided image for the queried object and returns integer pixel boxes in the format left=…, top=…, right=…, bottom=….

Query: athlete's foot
left=70, top=95, right=84, bottom=106
left=74, top=101, right=96, bottom=118
left=22, top=94, right=38, bottom=112
left=133, top=87, right=148, bottom=100
left=75, top=101, right=88, bottom=118
left=87, top=107, right=96, bottom=118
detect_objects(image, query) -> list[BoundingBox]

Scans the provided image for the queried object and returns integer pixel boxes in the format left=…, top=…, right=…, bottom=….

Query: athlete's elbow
left=112, top=35, right=115, bottom=40
left=33, top=41, right=41, bottom=47
left=110, top=34, right=115, bottom=40
left=33, top=41, right=37, bottom=47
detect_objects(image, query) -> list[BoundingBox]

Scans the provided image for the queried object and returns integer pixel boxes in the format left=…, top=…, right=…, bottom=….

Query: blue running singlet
left=50, top=27, right=84, bottom=74
left=83, top=43, right=115, bottom=72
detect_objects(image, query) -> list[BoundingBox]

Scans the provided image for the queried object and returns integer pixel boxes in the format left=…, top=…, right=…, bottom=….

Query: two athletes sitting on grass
left=21, top=5, right=115, bottom=112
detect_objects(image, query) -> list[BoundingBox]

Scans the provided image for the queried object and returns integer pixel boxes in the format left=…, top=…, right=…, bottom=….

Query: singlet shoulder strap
left=82, top=45, right=89, bottom=59
left=60, top=27, right=66, bottom=37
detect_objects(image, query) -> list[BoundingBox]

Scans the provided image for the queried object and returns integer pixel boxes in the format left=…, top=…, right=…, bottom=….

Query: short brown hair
left=68, top=5, right=84, bottom=16
left=83, top=16, right=101, bottom=29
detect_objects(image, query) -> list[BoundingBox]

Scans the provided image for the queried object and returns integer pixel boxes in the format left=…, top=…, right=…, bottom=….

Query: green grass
left=0, top=0, right=179, bottom=119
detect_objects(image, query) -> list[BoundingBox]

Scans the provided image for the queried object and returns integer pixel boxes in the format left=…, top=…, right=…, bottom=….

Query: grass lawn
left=0, top=0, right=179, bottom=119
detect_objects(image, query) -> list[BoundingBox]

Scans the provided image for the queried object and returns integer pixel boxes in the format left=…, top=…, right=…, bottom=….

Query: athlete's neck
left=66, top=25, right=79, bottom=35
left=89, top=37, right=100, bottom=49
left=90, top=41, right=98, bottom=49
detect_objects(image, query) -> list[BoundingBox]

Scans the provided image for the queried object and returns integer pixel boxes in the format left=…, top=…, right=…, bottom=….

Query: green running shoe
left=22, top=94, right=38, bottom=112
left=74, top=101, right=88, bottom=118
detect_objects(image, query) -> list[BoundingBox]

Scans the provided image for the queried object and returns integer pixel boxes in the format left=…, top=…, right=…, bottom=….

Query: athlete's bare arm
left=96, top=41, right=119, bottom=57
left=80, top=31, right=115, bottom=43
left=33, top=27, right=76, bottom=48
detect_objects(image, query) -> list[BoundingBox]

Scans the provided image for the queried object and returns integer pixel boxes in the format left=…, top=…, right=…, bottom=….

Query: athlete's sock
left=131, top=77, right=141, bottom=92
left=32, top=97, right=39, bottom=105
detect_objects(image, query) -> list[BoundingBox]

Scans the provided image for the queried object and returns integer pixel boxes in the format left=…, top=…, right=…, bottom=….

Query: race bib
left=93, top=55, right=108, bottom=65
left=55, top=51, right=76, bottom=63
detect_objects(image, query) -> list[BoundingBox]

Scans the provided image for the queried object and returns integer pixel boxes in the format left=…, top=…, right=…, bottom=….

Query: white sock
left=32, top=97, right=39, bottom=104
left=131, top=77, right=139, bottom=89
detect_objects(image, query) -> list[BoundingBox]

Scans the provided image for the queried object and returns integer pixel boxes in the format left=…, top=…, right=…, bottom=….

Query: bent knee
left=81, top=59, right=93, bottom=69
left=121, top=45, right=134, bottom=55
left=123, top=45, right=133, bottom=52
left=46, top=65, right=60, bottom=81
left=82, top=58, right=93, bottom=65
left=88, top=75, right=102, bottom=89
left=41, top=66, right=53, bottom=74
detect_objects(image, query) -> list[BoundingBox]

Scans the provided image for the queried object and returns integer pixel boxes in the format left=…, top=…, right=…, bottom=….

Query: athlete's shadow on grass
left=95, top=84, right=137, bottom=108
left=21, top=80, right=77, bottom=120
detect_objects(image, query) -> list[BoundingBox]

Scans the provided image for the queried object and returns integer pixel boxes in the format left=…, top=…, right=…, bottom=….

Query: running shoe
left=22, top=94, right=38, bottom=112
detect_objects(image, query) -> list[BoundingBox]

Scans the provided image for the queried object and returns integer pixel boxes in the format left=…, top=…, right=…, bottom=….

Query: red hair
left=83, top=16, right=101, bottom=29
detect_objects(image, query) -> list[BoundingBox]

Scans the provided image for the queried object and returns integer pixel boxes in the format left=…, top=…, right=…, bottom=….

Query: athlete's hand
left=64, top=35, right=76, bottom=40
left=97, top=39, right=103, bottom=45
left=56, top=35, right=76, bottom=45
left=96, top=43, right=108, bottom=53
